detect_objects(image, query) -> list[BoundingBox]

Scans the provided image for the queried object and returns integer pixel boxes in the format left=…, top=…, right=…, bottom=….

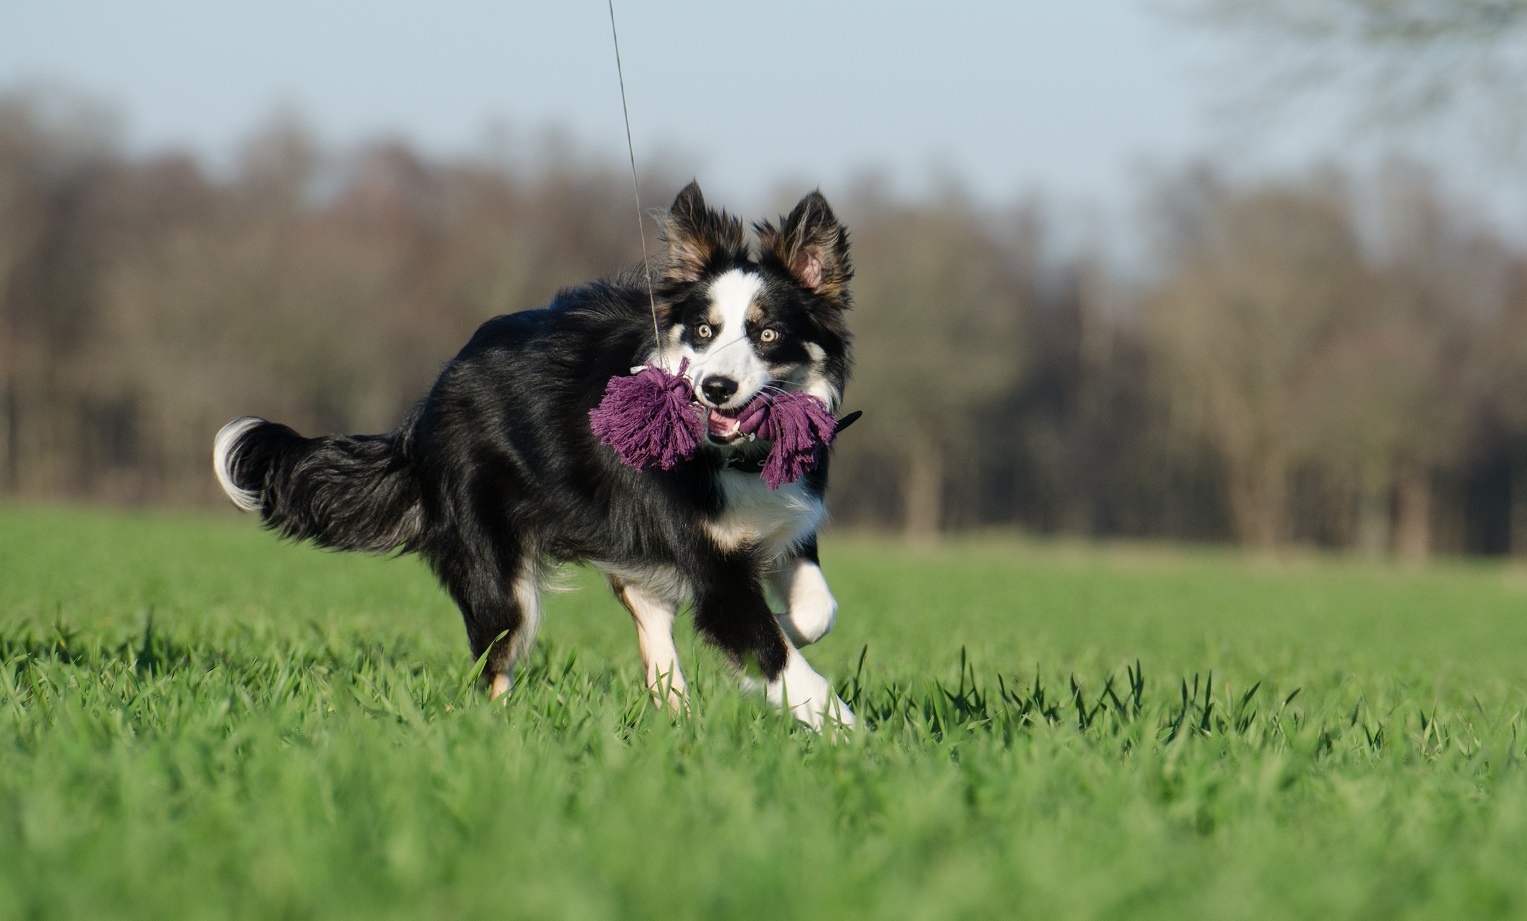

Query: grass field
left=3, top=505, right=1527, bottom=920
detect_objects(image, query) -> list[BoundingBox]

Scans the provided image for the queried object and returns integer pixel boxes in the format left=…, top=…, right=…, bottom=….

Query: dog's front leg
left=608, top=574, right=688, bottom=712
left=765, top=539, right=837, bottom=648
left=693, top=549, right=853, bottom=731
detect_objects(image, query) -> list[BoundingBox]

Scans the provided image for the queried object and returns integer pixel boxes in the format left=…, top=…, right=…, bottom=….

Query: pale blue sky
left=1, top=1, right=1511, bottom=229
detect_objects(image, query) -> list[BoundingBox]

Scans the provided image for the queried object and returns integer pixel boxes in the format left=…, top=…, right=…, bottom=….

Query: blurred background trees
left=1187, top=0, right=1527, bottom=148
left=838, top=184, right=1029, bottom=541
left=3, top=83, right=1526, bottom=558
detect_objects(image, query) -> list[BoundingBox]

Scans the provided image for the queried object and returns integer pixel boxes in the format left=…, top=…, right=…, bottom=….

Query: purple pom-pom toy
left=588, top=360, right=706, bottom=471
left=736, top=389, right=839, bottom=489
left=589, top=362, right=848, bottom=488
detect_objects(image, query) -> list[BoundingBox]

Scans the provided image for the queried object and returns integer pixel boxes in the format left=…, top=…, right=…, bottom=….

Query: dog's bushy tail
left=213, top=416, right=424, bottom=553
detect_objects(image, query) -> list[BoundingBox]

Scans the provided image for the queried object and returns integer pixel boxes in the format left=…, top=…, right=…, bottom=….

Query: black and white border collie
left=214, top=182, right=856, bottom=729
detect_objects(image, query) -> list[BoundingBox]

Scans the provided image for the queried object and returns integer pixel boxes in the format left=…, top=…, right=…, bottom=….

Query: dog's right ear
left=661, top=181, right=747, bottom=286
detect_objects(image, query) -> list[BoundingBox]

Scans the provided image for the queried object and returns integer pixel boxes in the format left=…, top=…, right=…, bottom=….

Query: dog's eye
left=696, top=323, right=713, bottom=340
left=759, top=328, right=779, bottom=343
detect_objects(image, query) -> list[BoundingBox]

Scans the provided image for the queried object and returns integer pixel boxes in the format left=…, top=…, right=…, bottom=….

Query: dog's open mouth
left=706, top=408, right=743, bottom=444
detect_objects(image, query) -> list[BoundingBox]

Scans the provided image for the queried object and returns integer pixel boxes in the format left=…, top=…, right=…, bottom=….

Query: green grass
left=2, top=505, right=1526, bottom=920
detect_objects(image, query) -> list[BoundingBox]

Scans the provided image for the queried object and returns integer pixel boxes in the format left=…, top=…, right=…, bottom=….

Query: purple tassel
left=589, top=360, right=705, bottom=471
left=590, top=362, right=839, bottom=487
left=737, top=390, right=837, bottom=489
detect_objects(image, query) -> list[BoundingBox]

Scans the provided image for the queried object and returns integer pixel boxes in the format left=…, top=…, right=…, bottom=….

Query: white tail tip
left=214, top=416, right=265, bottom=511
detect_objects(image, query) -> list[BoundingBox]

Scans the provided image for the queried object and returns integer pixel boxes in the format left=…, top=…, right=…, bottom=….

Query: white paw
left=765, top=647, right=856, bottom=732
left=778, top=600, right=836, bottom=647
left=772, top=560, right=838, bottom=647
left=646, top=668, right=689, bottom=714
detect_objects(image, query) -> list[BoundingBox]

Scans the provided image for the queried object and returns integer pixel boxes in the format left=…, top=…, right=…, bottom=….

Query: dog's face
left=656, top=182, right=853, bottom=447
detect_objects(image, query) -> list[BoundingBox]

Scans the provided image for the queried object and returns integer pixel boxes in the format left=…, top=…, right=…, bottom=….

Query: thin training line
left=607, top=0, right=662, bottom=348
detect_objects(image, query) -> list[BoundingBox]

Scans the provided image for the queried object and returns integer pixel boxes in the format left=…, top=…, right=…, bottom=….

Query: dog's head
left=655, top=182, right=853, bottom=447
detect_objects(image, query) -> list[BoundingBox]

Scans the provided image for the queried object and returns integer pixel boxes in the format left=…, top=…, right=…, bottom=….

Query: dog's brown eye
left=759, top=328, right=779, bottom=343
left=696, top=323, right=713, bottom=340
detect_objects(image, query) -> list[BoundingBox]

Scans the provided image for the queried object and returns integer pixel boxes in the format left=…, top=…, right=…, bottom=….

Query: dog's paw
left=646, top=670, right=690, bottom=715
left=765, top=648, right=856, bottom=733
left=773, top=562, right=838, bottom=647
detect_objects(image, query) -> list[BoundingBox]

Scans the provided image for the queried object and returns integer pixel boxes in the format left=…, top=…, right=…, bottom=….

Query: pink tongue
left=707, top=409, right=739, bottom=437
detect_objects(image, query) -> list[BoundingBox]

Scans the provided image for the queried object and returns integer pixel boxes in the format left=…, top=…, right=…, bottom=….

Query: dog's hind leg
left=428, top=538, right=542, bottom=701
left=608, top=574, right=688, bottom=712
left=490, top=557, right=544, bottom=699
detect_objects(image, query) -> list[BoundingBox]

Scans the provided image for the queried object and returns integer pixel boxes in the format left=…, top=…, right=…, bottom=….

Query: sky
left=1, top=1, right=1516, bottom=233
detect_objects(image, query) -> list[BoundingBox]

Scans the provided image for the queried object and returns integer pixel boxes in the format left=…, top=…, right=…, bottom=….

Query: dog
left=213, top=182, right=856, bottom=729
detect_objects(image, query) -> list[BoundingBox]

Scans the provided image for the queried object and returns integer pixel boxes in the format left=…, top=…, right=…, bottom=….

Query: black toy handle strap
left=833, top=410, right=863, bottom=435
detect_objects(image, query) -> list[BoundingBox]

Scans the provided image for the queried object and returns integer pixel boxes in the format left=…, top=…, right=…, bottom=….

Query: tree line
left=4, top=91, right=1526, bottom=558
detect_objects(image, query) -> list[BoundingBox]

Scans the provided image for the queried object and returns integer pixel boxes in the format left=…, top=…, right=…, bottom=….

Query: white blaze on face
left=685, top=269, right=769, bottom=408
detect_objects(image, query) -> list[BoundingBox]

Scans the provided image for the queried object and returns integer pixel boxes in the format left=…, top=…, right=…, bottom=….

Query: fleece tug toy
left=589, top=362, right=847, bottom=489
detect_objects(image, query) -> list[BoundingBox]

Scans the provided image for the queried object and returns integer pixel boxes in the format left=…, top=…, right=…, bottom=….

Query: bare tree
left=840, top=183, right=1028, bottom=541
left=0, top=90, right=115, bottom=496
left=1179, top=0, right=1527, bottom=147
left=1144, top=169, right=1371, bottom=549
left=1473, top=259, right=1527, bottom=557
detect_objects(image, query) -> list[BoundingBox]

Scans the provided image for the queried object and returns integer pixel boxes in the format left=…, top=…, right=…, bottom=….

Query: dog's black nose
left=700, top=376, right=738, bottom=406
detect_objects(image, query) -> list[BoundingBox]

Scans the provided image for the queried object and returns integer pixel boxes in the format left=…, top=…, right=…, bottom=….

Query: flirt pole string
left=606, top=0, right=662, bottom=346
left=591, top=2, right=853, bottom=486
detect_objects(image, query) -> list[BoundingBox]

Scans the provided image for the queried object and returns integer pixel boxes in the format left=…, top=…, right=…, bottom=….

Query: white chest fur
left=704, top=470, right=825, bottom=557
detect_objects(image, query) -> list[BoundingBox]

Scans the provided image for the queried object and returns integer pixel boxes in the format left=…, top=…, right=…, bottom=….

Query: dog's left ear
left=756, top=191, right=853, bottom=306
